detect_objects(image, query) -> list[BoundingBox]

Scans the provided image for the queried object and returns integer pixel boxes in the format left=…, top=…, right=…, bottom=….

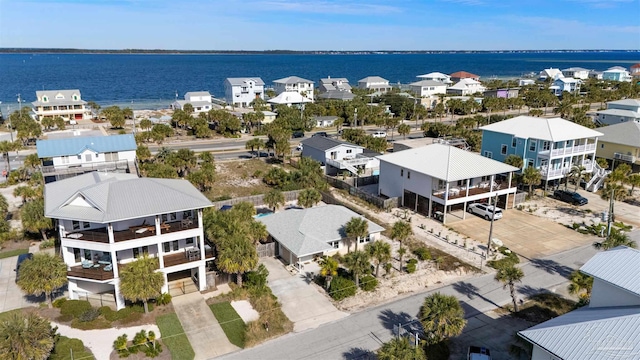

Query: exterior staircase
left=586, top=162, right=610, bottom=192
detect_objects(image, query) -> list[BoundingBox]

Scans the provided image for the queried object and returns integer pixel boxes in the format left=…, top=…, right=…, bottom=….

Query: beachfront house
left=32, top=89, right=91, bottom=122
left=416, top=72, right=452, bottom=84
left=224, top=78, right=265, bottom=108
left=551, top=77, right=581, bottom=96
left=595, top=121, right=640, bottom=171
left=447, top=78, right=486, bottom=96
left=449, top=71, right=480, bottom=83
left=45, top=172, right=214, bottom=309
left=267, top=92, right=312, bottom=107
left=257, top=205, right=384, bottom=267
left=319, top=77, right=352, bottom=93
left=519, top=246, right=640, bottom=360
left=595, top=99, right=640, bottom=125
left=631, top=63, right=640, bottom=80
left=409, top=80, right=447, bottom=98
left=36, top=134, right=137, bottom=180
left=273, top=76, right=315, bottom=101
left=171, top=91, right=212, bottom=114
left=377, top=144, right=518, bottom=224
left=479, top=116, right=603, bottom=185
left=358, top=76, right=392, bottom=92
left=538, top=68, right=563, bottom=81
left=561, top=67, right=590, bottom=79
left=603, top=66, right=632, bottom=82
left=483, top=88, right=520, bottom=99
left=300, top=136, right=379, bottom=176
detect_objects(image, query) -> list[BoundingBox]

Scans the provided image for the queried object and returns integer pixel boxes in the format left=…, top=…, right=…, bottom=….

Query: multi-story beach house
left=416, top=72, right=452, bottom=84
left=273, top=76, right=314, bottom=101
left=561, top=67, right=590, bottom=79
left=538, top=68, right=563, bottom=81
left=31, top=89, right=91, bottom=122
left=300, top=136, right=380, bottom=176
left=595, top=121, right=640, bottom=171
left=551, top=77, right=581, bottom=96
left=602, top=66, right=632, bottom=82
left=36, top=134, right=138, bottom=180
left=409, top=80, right=447, bottom=98
left=224, top=78, right=265, bottom=108
left=171, top=91, right=212, bottom=114
left=318, top=77, right=351, bottom=93
left=480, top=116, right=603, bottom=185
left=357, top=76, right=392, bottom=92
left=483, top=88, right=520, bottom=99
left=595, top=99, right=640, bottom=125
left=447, top=78, right=486, bottom=96
left=45, top=172, right=213, bottom=309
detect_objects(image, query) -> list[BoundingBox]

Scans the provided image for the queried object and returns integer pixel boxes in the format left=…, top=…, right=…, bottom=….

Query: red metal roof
left=450, top=71, right=479, bottom=78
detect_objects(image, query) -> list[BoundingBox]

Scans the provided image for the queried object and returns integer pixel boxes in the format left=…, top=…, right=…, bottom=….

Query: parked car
left=467, top=203, right=503, bottom=220
left=468, top=346, right=491, bottom=360
left=15, top=253, right=33, bottom=283
left=553, top=189, right=588, bottom=205
left=312, top=132, right=329, bottom=137
left=292, top=130, right=305, bottom=138
left=372, top=131, right=387, bottom=138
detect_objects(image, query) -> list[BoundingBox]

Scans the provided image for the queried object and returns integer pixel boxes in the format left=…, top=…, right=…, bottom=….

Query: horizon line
left=1, top=48, right=640, bottom=53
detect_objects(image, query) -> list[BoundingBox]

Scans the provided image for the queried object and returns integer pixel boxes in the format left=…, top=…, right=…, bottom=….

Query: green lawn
left=209, top=302, right=245, bottom=348
left=49, top=336, right=95, bottom=360
left=0, top=248, right=28, bottom=260
left=156, top=313, right=195, bottom=360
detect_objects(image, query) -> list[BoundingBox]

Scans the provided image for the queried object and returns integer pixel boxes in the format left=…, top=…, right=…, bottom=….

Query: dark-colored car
left=554, top=189, right=588, bottom=205
left=312, top=132, right=329, bottom=137
left=15, top=253, right=33, bottom=283
left=292, top=131, right=305, bottom=138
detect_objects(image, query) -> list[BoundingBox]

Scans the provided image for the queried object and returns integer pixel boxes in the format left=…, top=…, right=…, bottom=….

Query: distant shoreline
left=1, top=48, right=639, bottom=55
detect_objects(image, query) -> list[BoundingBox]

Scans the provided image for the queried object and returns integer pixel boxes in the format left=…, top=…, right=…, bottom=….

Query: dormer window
left=73, top=95, right=78, bottom=101
left=56, top=93, right=64, bottom=99
left=43, top=96, right=48, bottom=102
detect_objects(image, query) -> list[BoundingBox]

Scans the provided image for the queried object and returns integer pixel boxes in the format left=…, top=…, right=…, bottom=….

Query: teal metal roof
left=36, top=134, right=137, bottom=158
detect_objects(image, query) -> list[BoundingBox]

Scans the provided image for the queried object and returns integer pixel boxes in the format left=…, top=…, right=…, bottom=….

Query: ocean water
left=0, top=51, right=638, bottom=112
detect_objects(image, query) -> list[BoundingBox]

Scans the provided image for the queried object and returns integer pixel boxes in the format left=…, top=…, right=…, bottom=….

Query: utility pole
left=485, top=193, right=499, bottom=258
left=354, top=107, right=358, bottom=128
left=606, top=187, right=615, bottom=240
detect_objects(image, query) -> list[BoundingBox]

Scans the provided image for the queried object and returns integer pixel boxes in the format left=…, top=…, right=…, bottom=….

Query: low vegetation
left=113, top=329, right=162, bottom=358
left=156, top=313, right=195, bottom=360
left=209, top=302, right=245, bottom=348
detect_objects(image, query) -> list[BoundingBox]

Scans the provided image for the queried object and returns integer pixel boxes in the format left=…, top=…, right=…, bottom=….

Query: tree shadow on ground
left=529, top=258, right=574, bottom=278
left=452, top=281, right=501, bottom=309
left=342, top=347, right=376, bottom=360
left=517, top=285, right=547, bottom=298
left=378, top=308, right=423, bottom=335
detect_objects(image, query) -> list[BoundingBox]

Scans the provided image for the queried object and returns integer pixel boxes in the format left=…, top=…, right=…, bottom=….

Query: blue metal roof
left=36, top=134, right=137, bottom=158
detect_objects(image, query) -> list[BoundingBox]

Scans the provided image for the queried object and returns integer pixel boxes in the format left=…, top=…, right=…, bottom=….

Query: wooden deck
left=65, top=220, right=199, bottom=244
left=163, top=248, right=215, bottom=268
left=67, top=264, right=115, bottom=281
left=433, top=183, right=506, bottom=200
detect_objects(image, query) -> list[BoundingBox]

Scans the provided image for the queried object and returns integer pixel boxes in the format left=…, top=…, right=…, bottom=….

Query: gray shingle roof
left=185, top=91, right=211, bottom=98
left=45, top=172, right=212, bottom=223
left=273, top=76, right=313, bottom=84
left=596, top=109, right=640, bottom=119
left=301, top=136, right=362, bottom=152
left=580, top=246, right=640, bottom=297
left=36, top=134, right=137, bottom=158
left=409, top=80, right=447, bottom=87
left=257, top=205, right=384, bottom=257
left=518, top=306, right=640, bottom=360
left=480, top=116, right=603, bottom=142
left=377, top=143, right=519, bottom=182
left=358, top=76, right=389, bottom=83
left=318, top=91, right=356, bottom=101
left=608, top=99, right=640, bottom=107
left=596, top=121, right=640, bottom=147
left=225, top=77, right=265, bottom=86
left=32, top=89, right=86, bottom=106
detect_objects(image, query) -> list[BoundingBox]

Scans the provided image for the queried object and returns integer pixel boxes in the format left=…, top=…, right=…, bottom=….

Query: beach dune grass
left=156, top=313, right=195, bottom=360
left=209, top=302, right=245, bottom=348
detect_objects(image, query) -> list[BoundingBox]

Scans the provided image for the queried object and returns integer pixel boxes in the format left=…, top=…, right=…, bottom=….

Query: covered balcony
left=614, top=152, right=637, bottom=164
left=64, top=218, right=199, bottom=244
left=163, top=247, right=215, bottom=268
left=67, top=263, right=114, bottom=281
left=432, top=180, right=506, bottom=200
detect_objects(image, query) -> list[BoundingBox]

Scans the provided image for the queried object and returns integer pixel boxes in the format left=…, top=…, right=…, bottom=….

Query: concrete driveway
left=0, top=256, right=39, bottom=312
left=449, top=210, right=597, bottom=260
left=261, top=257, right=348, bottom=333
left=578, top=190, right=640, bottom=228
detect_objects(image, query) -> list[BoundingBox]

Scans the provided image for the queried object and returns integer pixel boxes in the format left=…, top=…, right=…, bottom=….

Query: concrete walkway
left=172, top=292, right=239, bottom=360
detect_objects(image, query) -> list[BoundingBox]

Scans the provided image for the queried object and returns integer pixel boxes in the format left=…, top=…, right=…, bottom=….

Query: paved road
left=218, top=244, right=598, bottom=360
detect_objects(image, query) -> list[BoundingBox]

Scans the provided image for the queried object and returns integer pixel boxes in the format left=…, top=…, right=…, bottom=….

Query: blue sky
left=1, top=0, right=639, bottom=50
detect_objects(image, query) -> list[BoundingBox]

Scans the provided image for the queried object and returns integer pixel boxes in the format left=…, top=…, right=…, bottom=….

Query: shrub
left=359, top=275, right=378, bottom=291
left=329, top=276, right=357, bottom=301
left=60, top=300, right=93, bottom=319
left=413, top=247, right=431, bottom=261
left=384, top=263, right=392, bottom=275
left=156, top=293, right=172, bottom=306
left=245, top=264, right=269, bottom=290
left=52, top=298, right=67, bottom=308
left=39, top=239, right=55, bottom=249
left=406, top=258, right=418, bottom=273
left=78, top=308, right=100, bottom=322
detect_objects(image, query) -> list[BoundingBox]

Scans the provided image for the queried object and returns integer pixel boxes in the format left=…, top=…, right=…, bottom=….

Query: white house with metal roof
left=595, top=99, right=640, bottom=125
left=267, top=91, right=313, bottom=107
left=45, top=172, right=213, bottom=309
left=358, top=76, right=392, bottom=92
left=377, top=144, right=519, bottom=224
left=318, top=77, right=352, bottom=93
left=519, top=246, right=640, bottom=360
left=416, top=72, right=452, bottom=84
left=224, top=78, right=265, bottom=108
left=171, top=91, right=213, bottom=114
left=409, top=80, right=447, bottom=98
left=480, top=116, right=603, bottom=185
left=561, top=67, right=590, bottom=79
left=31, top=89, right=91, bottom=122
left=257, top=205, right=384, bottom=267
left=602, top=66, right=632, bottom=82
left=300, top=136, right=379, bottom=176
left=273, top=76, right=314, bottom=101
left=36, top=134, right=137, bottom=179
left=551, top=77, right=581, bottom=96
left=446, top=78, right=486, bottom=96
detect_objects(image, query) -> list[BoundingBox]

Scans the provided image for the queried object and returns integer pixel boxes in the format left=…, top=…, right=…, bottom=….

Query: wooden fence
left=324, top=175, right=400, bottom=210
left=257, top=242, right=276, bottom=257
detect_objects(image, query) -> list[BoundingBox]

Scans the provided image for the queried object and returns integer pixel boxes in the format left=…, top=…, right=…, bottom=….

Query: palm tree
left=16, top=253, right=67, bottom=308
left=344, top=217, right=369, bottom=252
left=397, top=123, right=411, bottom=139
left=419, top=292, right=466, bottom=345
left=567, top=165, right=586, bottom=191
left=397, top=247, right=407, bottom=273
left=118, top=255, right=165, bottom=313
left=245, top=138, right=266, bottom=158
left=20, top=198, right=52, bottom=241
left=344, top=250, right=370, bottom=288
left=0, top=312, right=55, bottom=360
left=366, top=240, right=391, bottom=277
left=391, top=221, right=413, bottom=270
left=0, top=141, right=20, bottom=172
left=297, top=188, right=322, bottom=208
left=521, top=166, right=542, bottom=197
left=319, top=256, right=338, bottom=290
left=594, top=228, right=637, bottom=250
left=377, top=337, right=426, bottom=360
left=627, top=173, right=640, bottom=196
left=263, top=189, right=285, bottom=212
left=495, top=264, right=525, bottom=312
left=504, top=154, right=524, bottom=170
left=217, top=235, right=258, bottom=287
left=568, top=270, right=593, bottom=301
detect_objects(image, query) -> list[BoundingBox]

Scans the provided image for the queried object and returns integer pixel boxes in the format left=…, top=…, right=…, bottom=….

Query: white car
left=467, top=203, right=503, bottom=220
left=372, top=131, right=387, bottom=138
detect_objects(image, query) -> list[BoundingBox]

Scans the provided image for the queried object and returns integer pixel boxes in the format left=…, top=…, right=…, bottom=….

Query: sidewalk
left=172, top=292, right=239, bottom=359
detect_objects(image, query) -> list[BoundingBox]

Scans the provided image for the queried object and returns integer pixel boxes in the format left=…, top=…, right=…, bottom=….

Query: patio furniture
left=103, top=264, right=113, bottom=272
left=81, top=260, right=93, bottom=269
left=160, top=222, right=171, bottom=231
left=449, top=187, right=461, bottom=196
left=67, top=233, right=83, bottom=239
left=186, top=248, right=200, bottom=261
left=181, top=218, right=194, bottom=229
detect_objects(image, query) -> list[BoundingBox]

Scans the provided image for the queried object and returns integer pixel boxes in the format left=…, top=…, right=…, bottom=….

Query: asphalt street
left=218, top=244, right=599, bottom=360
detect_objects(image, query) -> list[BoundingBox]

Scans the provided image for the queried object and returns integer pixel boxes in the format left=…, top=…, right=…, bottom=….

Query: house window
left=600, top=144, right=604, bottom=149
left=407, top=171, right=411, bottom=179
left=172, top=242, right=178, bottom=251
left=83, top=222, right=90, bottom=229
left=61, top=156, right=70, bottom=164
left=170, top=213, right=177, bottom=221
left=183, top=210, right=193, bottom=219
left=512, top=138, right=517, bottom=148
left=346, top=149, right=352, bottom=154
left=501, top=145, right=507, bottom=155
left=330, top=241, right=339, bottom=249
left=483, top=151, right=493, bottom=159
left=73, top=248, right=81, bottom=262
left=85, top=154, right=92, bottom=162
left=162, top=214, right=168, bottom=223
left=72, top=221, right=80, bottom=230
left=186, top=238, right=194, bottom=245
left=542, top=141, right=550, bottom=151
left=163, top=242, right=170, bottom=253
left=400, top=169, right=404, bottom=177
left=133, top=248, right=140, bottom=259
left=105, top=152, right=119, bottom=162
left=358, top=235, right=371, bottom=244
left=84, top=249, right=91, bottom=260
left=527, top=159, right=535, bottom=168
left=566, top=140, right=572, bottom=147
left=529, top=140, right=537, bottom=152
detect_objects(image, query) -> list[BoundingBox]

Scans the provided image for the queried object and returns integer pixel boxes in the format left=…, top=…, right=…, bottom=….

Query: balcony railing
left=614, top=152, right=637, bottom=163
left=325, top=156, right=370, bottom=170
left=42, top=160, right=130, bottom=175
left=541, top=143, right=596, bottom=157
left=67, top=264, right=114, bottom=281
left=163, top=247, right=214, bottom=268
left=432, top=180, right=507, bottom=200
left=65, top=219, right=198, bottom=244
